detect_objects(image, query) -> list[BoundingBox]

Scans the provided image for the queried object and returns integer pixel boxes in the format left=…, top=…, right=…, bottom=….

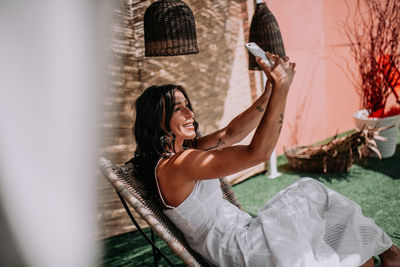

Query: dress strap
left=154, top=156, right=175, bottom=210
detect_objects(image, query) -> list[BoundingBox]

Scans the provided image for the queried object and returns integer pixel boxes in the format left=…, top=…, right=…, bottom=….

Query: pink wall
left=266, top=0, right=360, bottom=153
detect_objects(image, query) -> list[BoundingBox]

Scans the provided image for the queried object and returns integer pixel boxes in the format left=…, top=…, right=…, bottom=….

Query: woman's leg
left=380, top=245, right=400, bottom=267
left=360, top=257, right=374, bottom=267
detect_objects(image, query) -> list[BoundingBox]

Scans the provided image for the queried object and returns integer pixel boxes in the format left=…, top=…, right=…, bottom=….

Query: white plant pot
left=353, top=109, right=400, bottom=158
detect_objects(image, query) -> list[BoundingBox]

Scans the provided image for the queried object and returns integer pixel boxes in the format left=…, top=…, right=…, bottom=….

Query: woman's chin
left=186, top=134, right=196, bottom=140
left=184, top=132, right=196, bottom=140
left=175, top=128, right=196, bottom=140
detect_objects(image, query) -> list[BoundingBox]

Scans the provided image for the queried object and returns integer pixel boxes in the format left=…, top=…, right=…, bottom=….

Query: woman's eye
left=174, top=107, right=180, bottom=112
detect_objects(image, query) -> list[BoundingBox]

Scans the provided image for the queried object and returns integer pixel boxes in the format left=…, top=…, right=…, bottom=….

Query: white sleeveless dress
left=155, top=164, right=392, bottom=266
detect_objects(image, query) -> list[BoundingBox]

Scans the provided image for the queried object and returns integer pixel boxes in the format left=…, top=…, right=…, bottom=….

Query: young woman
left=130, top=53, right=399, bottom=267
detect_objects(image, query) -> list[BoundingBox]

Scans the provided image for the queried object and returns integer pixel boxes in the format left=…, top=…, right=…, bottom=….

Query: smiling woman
left=130, top=84, right=200, bottom=201
left=127, top=54, right=399, bottom=267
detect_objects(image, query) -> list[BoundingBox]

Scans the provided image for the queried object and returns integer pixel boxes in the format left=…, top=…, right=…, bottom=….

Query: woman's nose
left=184, top=107, right=194, bottom=118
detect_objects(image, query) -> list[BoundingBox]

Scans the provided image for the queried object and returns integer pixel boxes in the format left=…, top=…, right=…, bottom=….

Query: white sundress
left=155, top=165, right=393, bottom=267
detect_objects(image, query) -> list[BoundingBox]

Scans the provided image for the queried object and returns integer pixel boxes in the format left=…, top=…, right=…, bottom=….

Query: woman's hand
left=256, top=53, right=296, bottom=89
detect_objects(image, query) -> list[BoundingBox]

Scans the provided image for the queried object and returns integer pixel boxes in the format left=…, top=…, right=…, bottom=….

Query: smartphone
left=245, top=42, right=274, bottom=67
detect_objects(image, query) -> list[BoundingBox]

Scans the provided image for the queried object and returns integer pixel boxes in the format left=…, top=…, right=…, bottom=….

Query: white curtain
left=0, top=1, right=106, bottom=266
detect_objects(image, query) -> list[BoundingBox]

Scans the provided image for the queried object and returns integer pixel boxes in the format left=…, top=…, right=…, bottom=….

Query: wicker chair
left=98, top=157, right=243, bottom=267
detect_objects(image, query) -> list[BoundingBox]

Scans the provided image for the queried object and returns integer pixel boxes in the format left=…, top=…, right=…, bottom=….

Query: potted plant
left=344, top=0, right=400, bottom=158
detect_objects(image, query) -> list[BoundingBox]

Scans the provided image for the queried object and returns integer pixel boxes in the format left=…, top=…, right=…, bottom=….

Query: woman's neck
left=173, top=138, right=184, bottom=153
left=164, top=137, right=184, bottom=155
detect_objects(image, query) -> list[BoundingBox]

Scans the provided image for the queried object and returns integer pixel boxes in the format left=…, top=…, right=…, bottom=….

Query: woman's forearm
left=248, top=84, right=289, bottom=163
left=247, top=53, right=295, bottom=162
left=224, top=81, right=273, bottom=144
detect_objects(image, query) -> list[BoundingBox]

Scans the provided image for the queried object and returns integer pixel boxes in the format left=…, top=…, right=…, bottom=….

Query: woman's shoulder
left=156, top=149, right=197, bottom=180
left=156, top=152, right=178, bottom=178
left=156, top=152, right=198, bottom=207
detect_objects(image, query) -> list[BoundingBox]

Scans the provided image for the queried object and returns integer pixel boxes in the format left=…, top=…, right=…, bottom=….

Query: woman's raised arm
left=158, top=54, right=295, bottom=182
left=196, top=79, right=273, bottom=151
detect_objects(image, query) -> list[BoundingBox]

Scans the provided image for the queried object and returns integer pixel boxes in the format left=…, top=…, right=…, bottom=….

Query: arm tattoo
left=278, top=113, right=284, bottom=124
left=256, top=105, right=264, bottom=113
left=204, top=138, right=225, bottom=151
left=278, top=113, right=284, bottom=133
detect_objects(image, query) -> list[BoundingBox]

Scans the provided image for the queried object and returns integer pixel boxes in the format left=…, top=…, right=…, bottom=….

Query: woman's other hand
left=256, top=53, right=296, bottom=89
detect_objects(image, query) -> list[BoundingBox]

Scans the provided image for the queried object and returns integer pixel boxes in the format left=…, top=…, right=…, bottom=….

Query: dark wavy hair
left=128, top=84, right=200, bottom=199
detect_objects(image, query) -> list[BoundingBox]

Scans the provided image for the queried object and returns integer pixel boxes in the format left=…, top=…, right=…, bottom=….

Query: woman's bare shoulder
left=157, top=149, right=211, bottom=183
left=156, top=152, right=191, bottom=181
left=156, top=153, right=197, bottom=207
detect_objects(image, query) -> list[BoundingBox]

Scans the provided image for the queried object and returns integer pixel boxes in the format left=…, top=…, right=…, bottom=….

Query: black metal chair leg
left=151, top=229, right=162, bottom=266
left=116, top=191, right=174, bottom=266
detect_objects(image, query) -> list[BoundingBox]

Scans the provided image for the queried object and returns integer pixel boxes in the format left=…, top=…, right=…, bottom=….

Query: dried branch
left=343, top=0, right=400, bottom=116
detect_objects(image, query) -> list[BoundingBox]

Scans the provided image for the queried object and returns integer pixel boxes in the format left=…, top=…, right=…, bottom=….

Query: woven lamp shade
left=248, top=2, right=286, bottom=70
left=144, top=0, right=199, bottom=57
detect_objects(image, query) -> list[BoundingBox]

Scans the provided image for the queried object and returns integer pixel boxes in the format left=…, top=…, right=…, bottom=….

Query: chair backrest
left=98, top=157, right=242, bottom=267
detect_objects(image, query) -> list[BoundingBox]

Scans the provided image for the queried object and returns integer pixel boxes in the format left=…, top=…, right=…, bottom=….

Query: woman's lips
left=183, top=121, right=194, bottom=130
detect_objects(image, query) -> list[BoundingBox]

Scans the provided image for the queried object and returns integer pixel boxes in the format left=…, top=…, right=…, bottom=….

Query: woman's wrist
left=257, top=89, right=272, bottom=110
left=273, top=83, right=290, bottom=96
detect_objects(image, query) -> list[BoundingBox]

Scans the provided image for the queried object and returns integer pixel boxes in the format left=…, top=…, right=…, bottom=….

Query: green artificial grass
left=100, top=228, right=180, bottom=266
left=101, top=134, right=400, bottom=267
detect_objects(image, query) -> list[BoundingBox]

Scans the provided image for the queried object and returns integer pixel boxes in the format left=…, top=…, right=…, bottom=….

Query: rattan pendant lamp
left=248, top=0, right=285, bottom=70
left=144, top=0, right=199, bottom=57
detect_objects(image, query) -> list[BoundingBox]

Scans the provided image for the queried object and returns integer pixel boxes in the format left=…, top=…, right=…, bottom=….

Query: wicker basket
left=285, top=146, right=355, bottom=173
left=283, top=126, right=388, bottom=174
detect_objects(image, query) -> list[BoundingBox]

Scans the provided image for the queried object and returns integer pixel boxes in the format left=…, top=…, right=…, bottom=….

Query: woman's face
left=168, top=90, right=196, bottom=141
